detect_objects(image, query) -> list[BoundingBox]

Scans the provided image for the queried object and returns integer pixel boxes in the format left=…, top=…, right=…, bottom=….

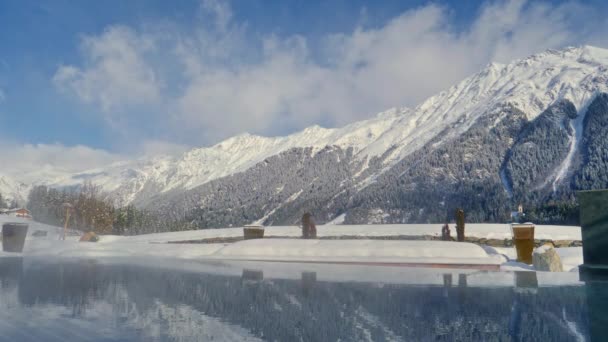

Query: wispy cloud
left=53, top=0, right=608, bottom=147
left=0, top=143, right=124, bottom=183
left=200, top=0, right=233, bottom=33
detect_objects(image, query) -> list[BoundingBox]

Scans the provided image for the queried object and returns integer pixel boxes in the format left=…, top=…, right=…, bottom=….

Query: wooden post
left=455, top=209, right=465, bottom=242
left=441, top=224, right=451, bottom=241
left=62, top=203, right=73, bottom=240
left=302, top=213, right=316, bottom=239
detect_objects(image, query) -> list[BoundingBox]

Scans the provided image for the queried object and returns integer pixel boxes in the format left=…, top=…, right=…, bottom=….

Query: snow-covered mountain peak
left=374, top=107, right=406, bottom=119
left=212, top=132, right=267, bottom=150
left=327, top=45, right=608, bottom=172
left=515, top=45, right=608, bottom=67
left=415, top=45, right=608, bottom=124
left=571, top=46, right=608, bottom=72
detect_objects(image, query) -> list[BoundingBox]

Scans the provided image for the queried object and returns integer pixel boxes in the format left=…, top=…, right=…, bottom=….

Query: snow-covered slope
left=0, top=174, right=29, bottom=205
left=381, top=46, right=608, bottom=163
left=45, top=107, right=412, bottom=206
left=7, top=45, right=608, bottom=208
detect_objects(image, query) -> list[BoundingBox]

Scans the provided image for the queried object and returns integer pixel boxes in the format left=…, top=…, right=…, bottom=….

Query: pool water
left=0, top=258, right=598, bottom=341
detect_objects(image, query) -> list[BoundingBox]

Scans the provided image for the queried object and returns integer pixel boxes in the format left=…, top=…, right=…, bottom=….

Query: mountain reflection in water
left=0, top=258, right=594, bottom=341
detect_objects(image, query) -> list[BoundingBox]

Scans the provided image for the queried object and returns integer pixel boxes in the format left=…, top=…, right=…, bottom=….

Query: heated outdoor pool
left=0, top=257, right=600, bottom=341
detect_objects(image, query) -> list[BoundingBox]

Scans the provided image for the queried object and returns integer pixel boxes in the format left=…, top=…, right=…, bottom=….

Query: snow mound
left=218, top=239, right=488, bottom=259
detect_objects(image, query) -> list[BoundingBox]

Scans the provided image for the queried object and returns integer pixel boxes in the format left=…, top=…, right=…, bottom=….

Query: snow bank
left=107, top=223, right=581, bottom=244
left=20, top=239, right=226, bottom=260
left=17, top=237, right=502, bottom=268
left=213, top=239, right=501, bottom=266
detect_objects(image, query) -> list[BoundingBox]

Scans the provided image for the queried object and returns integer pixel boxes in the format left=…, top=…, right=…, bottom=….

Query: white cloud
left=0, top=140, right=192, bottom=185
left=53, top=0, right=608, bottom=146
left=466, top=0, right=587, bottom=63
left=53, top=26, right=161, bottom=114
left=0, top=143, right=124, bottom=183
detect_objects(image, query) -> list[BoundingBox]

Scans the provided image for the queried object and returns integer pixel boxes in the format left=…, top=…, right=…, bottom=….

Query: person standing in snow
left=301, top=212, right=317, bottom=239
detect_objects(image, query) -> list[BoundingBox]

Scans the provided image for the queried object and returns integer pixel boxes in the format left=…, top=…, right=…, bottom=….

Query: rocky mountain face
left=0, top=175, right=28, bottom=206
left=4, top=46, right=608, bottom=227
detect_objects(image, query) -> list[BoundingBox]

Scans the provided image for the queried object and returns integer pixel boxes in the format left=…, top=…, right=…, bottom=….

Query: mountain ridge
left=3, top=45, right=608, bottom=227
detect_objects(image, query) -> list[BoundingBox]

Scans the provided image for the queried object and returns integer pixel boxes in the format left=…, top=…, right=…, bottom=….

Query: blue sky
left=1, top=0, right=608, bottom=173
left=0, top=0, right=481, bottom=150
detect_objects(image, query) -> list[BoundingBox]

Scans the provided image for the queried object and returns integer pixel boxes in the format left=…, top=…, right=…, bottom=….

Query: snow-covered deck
left=0, top=217, right=584, bottom=275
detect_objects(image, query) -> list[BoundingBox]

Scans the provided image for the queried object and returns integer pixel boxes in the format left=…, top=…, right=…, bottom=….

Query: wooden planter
left=243, top=225, right=265, bottom=240
left=512, top=223, right=535, bottom=264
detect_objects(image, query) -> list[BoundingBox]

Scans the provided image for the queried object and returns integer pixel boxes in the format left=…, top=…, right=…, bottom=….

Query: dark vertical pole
left=579, top=190, right=608, bottom=268
left=578, top=189, right=608, bottom=341
left=455, top=209, right=465, bottom=242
